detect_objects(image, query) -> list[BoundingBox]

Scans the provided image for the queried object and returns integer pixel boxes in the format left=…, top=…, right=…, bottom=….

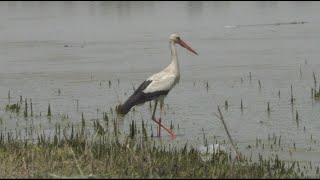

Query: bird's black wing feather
left=116, top=80, right=169, bottom=115
left=134, top=80, right=152, bottom=94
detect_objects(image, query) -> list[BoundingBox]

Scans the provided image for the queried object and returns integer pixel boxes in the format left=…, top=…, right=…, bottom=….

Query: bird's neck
left=169, top=41, right=180, bottom=74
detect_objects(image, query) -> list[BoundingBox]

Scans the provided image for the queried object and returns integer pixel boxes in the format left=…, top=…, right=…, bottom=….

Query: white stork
left=116, top=33, right=198, bottom=139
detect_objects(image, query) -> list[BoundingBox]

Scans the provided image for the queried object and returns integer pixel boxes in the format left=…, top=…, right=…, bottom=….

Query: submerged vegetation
left=312, top=72, right=320, bottom=99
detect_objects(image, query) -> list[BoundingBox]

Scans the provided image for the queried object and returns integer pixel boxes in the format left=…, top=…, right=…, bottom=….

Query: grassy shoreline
left=0, top=129, right=306, bottom=179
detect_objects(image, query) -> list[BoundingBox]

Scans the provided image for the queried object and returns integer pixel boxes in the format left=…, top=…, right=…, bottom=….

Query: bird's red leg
left=158, top=117, right=162, bottom=137
left=151, top=100, right=160, bottom=137
left=152, top=119, right=176, bottom=139
left=158, top=103, right=163, bottom=138
left=152, top=117, right=161, bottom=137
left=151, top=100, right=176, bottom=139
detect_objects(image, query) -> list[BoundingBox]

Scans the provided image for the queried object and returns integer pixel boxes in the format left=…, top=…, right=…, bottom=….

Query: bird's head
left=169, top=33, right=198, bottom=55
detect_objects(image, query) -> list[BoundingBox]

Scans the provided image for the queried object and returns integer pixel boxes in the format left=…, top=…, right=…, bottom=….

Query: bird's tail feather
left=116, top=90, right=169, bottom=116
left=116, top=93, right=142, bottom=115
left=116, top=101, right=133, bottom=115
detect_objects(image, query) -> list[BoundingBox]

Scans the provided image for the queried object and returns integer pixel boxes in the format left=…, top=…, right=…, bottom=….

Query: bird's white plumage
left=142, top=34, right=181, bottom=94
left=143, top=71, right=178, bottom=93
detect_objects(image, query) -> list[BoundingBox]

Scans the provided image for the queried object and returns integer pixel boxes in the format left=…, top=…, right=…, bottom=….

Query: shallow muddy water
left=1, top=1, right=320, bottom=176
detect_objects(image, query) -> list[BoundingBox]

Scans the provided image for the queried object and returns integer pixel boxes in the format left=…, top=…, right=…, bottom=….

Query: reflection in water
left=187, top=1, right=203, bottom=18
left=211, top=1, right=231, bottom=10
left=7, top=1, right=17, bottom=13
left=97, top=1, right=155, bottom=22
left=88, top=1, right=97, bottom=17
left=117, top=1, right=131, bottom=20
left=254, top=1, right=278, bottom=9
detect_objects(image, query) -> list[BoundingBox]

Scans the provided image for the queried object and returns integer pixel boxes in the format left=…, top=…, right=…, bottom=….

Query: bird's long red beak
left=178, top=39, right=198, bottom=55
